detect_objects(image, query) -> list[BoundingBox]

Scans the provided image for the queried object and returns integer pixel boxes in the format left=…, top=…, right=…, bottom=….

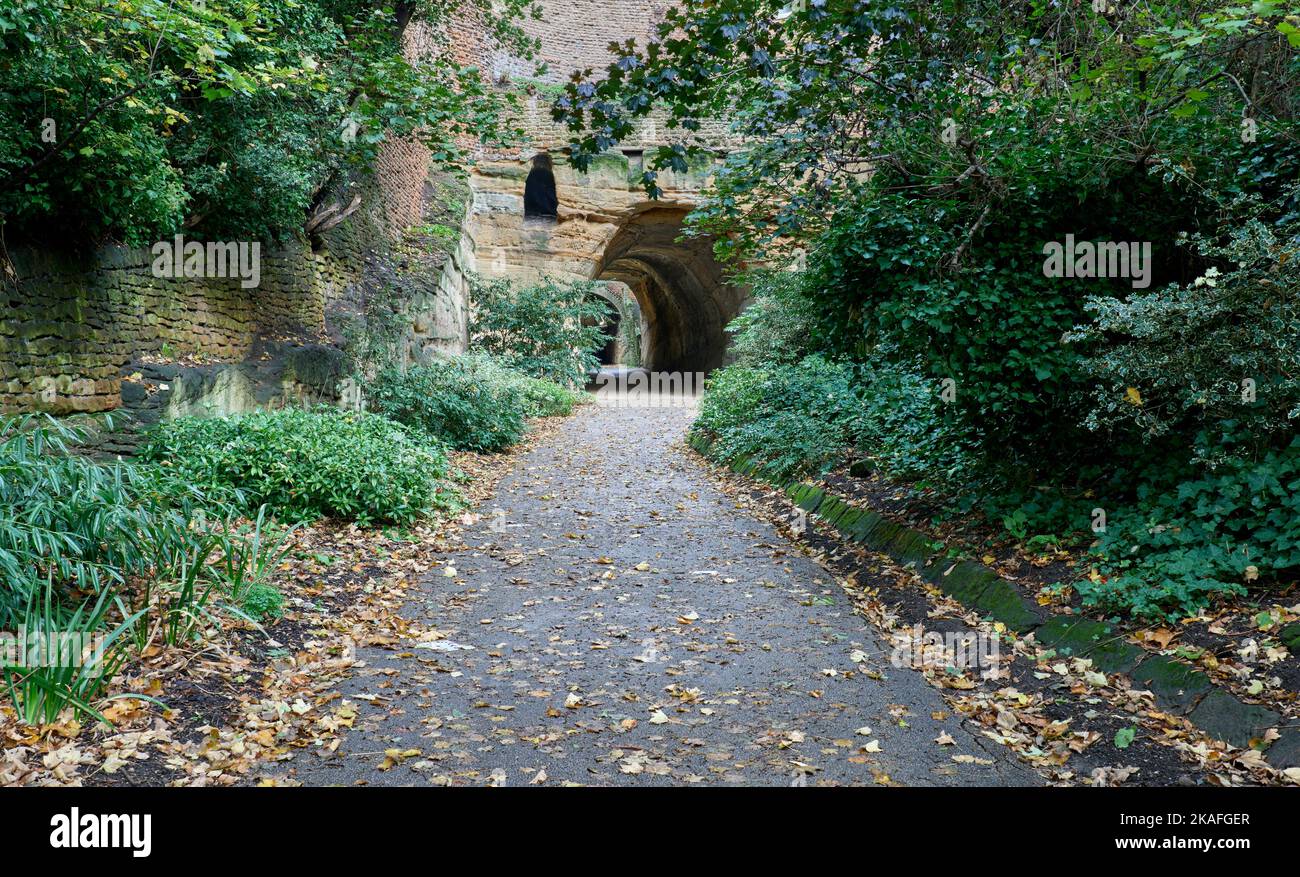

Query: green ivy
left=1083, top=436, right=1300, bottom=620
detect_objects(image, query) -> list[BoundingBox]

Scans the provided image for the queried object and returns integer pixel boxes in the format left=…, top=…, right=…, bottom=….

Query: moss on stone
left=1130, top=655, right=1214, bottom=713
left=969, top=579, right=1043, bottom=632
left=1188, top=689, right=1280, bottom=749
left=835, top=507, right=864, bottom=534
left=1033, top=615, right=1142, bottom=670
left=932, top=561, right=998, bottom=607
left=817, top=496, right=850, bottom=526
left=842, top=509, right=884, bottom=542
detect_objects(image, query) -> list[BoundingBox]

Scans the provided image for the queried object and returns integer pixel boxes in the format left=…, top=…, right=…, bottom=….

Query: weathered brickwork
left=0, top=242, right=354, bottom=414
left=488, top=0, right=666, bottom=85
left=478, top=1, right=736, bottom=158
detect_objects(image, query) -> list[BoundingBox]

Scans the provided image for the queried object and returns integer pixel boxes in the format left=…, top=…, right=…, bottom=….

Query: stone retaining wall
left=0, top=242, right=351, bottom=414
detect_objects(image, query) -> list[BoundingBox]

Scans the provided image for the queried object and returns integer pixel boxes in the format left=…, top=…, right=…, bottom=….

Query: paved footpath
left=292, top=403, right=1038, bottom=786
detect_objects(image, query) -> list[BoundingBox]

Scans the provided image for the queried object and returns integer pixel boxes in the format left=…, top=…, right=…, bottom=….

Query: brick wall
left=0, top=242, right=355, bottom=414
left=475, top=0, right=737, bottom=158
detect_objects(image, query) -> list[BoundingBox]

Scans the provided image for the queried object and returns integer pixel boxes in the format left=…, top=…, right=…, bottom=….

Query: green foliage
left=341, top=266, right=422, bottom=379
left=469, top=275, right=610, bottom=387
left=724, top=269, right=822, bottom=367
left=142, top=408, right=451, bottom=526
left=557, top=1, right=1299, bottom=258
left=368, top=354, right=527, bottom=452
left=618, top=312, right=643, bottom=369
left=213, top=506, right=293, bottom=605
left=0, top=0, right=539, bottom=244
left=1082, top=437, right=1300, bottom=620
left=3, top=583, right=142, bottom=726
left=850, top=354, right=975, bottom=486
left=593, top=0, right=1300, bottom=622
left=240, top=582, right=285, bottom=621
left=0, top=413, right=224, bottom=629
left=692, top=356, right=861, bottom=480
left=369, top=353, right=580, bottom=451
left=805, top=111, right=1221, bottom=472
left=694, top=347, right=973, bottom=488
left=0, top=413, right=293, bottom=721
left=1068, top=201, right=1300, bottom=452
left=514, top=375, right=584, bottom=418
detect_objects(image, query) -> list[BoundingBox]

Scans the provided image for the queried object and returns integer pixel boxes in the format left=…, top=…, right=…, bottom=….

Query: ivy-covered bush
left=143, top=408, right=451, bottom=525
left=851, top=354, right=976, bottom=486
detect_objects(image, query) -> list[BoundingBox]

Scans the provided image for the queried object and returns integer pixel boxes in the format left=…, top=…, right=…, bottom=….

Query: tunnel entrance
left=593, top=209, right=745, bottom=374
left=584, top=297, right=621, bottom=366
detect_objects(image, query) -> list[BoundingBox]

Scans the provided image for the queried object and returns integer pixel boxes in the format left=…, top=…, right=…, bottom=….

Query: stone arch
left=594, top=209, right=743, bottom=373
left=585, top=280, right=644, bottom=366
left=464, top=151, right=745, bottom=374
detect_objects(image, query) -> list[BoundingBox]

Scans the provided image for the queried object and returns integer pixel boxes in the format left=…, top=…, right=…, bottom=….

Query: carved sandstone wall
left=463, top=150, right=746, bottom=372
left=457, top=2, right=747, bottom=372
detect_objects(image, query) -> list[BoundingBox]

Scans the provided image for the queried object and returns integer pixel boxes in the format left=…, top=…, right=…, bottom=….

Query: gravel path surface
left=292, top=403, right=1038, bottom=786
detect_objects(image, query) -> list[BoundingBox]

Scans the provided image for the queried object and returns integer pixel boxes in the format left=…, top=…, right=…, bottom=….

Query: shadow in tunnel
left=594, top=208, right=747, bottom=374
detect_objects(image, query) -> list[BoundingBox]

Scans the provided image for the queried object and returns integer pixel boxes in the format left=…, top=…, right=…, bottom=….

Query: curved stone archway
left=594, top=209, right=742, bottom=373
left=583, top=280, right=641, bottom=366
left=461, top=150, right=747, bottom=374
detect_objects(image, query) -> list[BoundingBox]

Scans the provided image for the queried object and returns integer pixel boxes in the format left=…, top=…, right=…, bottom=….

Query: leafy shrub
left=469, top=275, right=610, bottom=387
left=806, top=153, right=1208, bottom=475
left=692, top=356, right=861, bottom=480
left=1081, top=437, right=1300, bottom=620
left=368, top=353, right=581, bottom=452
left=143, top=408, right=451, bottom=525
left=368, top=355, right=526, bottom=452
left=515, top=375, right=584, bottom=418
left=1068, top=205, right=1300, bottom=452
left=240, top=583, right=285, bottom=621
left=850, top=353, right=975, bottom=486
left=724, top=268, right=823, bottom=367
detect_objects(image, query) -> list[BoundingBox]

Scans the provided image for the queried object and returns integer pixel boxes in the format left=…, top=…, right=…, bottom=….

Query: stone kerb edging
left=687, top=432, right=1300, bottom=770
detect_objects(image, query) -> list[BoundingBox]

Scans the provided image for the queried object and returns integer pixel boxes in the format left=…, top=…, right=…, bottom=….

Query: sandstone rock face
left=463, top=150, right=747, bottom=373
